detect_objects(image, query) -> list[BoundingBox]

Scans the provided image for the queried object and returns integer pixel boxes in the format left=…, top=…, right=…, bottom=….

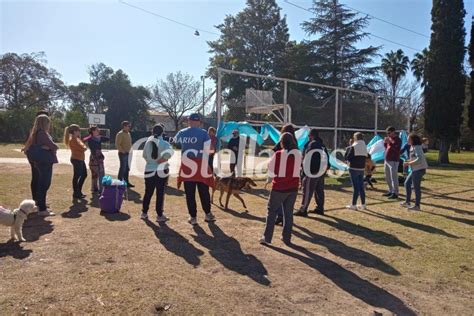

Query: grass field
left=0, top=144, right=473, bottom=314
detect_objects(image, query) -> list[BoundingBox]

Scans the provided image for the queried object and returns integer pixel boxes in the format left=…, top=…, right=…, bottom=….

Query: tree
left=424, top=0, right=466, bottom=163
left=302, top=0, right=380, bottom=89
left=468, top=16, right=474, bottom=131
left=100, top=69, right=151, bottom=136
left=66, top=63, right=114, bottom=114
left=381, top=49, right=410, bottom=110
left=207, top=0, right=289, bottom=120
left=0, top=52, right=65, bottom=110
left=151, top=72, right=205, bottom=131
left=411, top=48, right=429, bottom=87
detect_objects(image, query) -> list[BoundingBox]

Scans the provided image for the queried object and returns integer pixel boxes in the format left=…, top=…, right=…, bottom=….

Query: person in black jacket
left=294, top=129, right=329, bottom=216
left=227, top=129, right=240, bottom=176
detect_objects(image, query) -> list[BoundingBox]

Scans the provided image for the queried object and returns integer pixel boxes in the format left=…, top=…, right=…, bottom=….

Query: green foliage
left=381, top=49, right=410, bottom=99
left=302, top=0, right=380, bottom=89
left=207, top=0, right=290, bottom=121
left=411, top=48, right=429, bottom=87
left=469, top=17, right=474, bottom=130
left=424, top=0, right=466, bottom=163
left=0, top=52, right=66, bottom=110
left=64, top=109, right=88, bottom=127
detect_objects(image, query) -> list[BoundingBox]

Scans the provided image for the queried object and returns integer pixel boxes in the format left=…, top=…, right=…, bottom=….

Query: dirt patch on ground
left=0, top=156, right=473, bottom=314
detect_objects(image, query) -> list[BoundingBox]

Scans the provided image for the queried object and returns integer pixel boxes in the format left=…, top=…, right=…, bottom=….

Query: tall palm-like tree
left=411, top=48, right=429, bottom=87
left=381, top=49, right=410, bottom=109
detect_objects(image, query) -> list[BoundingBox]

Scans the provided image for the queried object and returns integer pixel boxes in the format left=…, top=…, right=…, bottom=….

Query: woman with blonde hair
left=64, top=124, right=87, bottom=199
left=24, top=114, right=58, bottom=216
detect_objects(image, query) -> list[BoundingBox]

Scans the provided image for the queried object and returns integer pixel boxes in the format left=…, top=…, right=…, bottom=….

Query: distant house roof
left=149, top=110, right=170, bottom=116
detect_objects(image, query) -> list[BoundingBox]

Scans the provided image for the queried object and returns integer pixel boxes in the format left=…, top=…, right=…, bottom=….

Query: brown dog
left=212, top=177, right=257, bottom=210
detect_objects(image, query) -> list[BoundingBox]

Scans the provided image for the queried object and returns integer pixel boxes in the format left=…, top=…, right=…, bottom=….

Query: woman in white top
left=400, top=133, right=428, bottom=211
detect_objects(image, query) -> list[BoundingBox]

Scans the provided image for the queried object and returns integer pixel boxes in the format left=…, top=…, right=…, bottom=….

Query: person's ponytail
left=151, top=124, right=164, bottom=159
left=64, top=126, right=71, bottom=148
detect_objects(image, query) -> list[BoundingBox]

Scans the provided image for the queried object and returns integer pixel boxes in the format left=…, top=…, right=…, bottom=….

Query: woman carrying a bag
left=24, top=114, right=58, bottom=216
left=141, top=124, right=174, bottom=222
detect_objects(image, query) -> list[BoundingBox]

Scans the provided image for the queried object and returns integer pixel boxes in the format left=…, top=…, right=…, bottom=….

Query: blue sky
left=1, top=0, right=473, bottom=88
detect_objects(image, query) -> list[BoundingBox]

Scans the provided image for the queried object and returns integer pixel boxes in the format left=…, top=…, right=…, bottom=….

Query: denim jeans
left=35, top=163, right=53, bottom=212
left=349, top=169, right=365, bottom=205
left=118, top=152, right=130, bottom=182
left=405, top=169, right=425, bottom=206
left=263, top=190, right=297, bottom=243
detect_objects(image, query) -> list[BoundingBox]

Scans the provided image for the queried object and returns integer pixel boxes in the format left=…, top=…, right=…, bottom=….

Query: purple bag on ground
left=99, top=185, right=127, bottom=213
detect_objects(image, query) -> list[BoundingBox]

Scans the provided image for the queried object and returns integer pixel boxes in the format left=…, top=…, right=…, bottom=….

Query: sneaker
left=259, top=237, right=270, bottom=245
left=408, top=205, right=421, bottom=211
left=205, top=212, right=216, bottom=222
left=73, top=193, right=86, bottom=199
left=358, top=204, right=367, bottom=210
left=156, top=215, right=169, bottom=223
left=346, top=205, right=357, bottom=210
left=382, top=192, right=392, bottom=197
left=388, top=194, right=399, bottom=200
left=188, top=217, right=198, bottom=225
left=400, top=202, right=411, bottom=207
left=38, top=210, right=55, bottom=217
left=127, top=183, right=135, bottom=188
left=140, top=212, right=148, bottom=220
left=293, top=210, right=308, bottom=217
left=280, top=237, right=292, bottom=245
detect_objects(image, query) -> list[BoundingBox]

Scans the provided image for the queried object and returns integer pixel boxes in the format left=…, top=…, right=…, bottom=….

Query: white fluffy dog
left=0, top=200, right=38, bottom=242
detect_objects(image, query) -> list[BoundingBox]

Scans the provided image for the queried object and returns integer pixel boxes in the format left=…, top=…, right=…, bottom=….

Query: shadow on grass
left=419, top=210, right=474, bottom=226
left=23, top=216, right=54, bottom=242
left=126, top=188, right=142, bottom=204
left=144, top=220, right=203, bottom=267
left=0, top=240, right=33, bottom=260
left=217, top=205, right=265, bottom=223
left=360, top=210, right=459, bottom=239
left=423, top=188, right=474, bottom=204
left=191, top=223, right=270, bottom=286
left=165, top=185, right=185, bottom=197
left=312, top=215, right=412, bottom=249
left=61, top=199, right=88, bottom=219
left=100, top=211, right=131, bottom=221
left=267, top=244, right=416, bottom=316
left=293, top=224, right=401, bottom=276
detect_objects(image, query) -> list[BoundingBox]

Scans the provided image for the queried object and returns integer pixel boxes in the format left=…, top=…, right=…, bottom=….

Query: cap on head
left=232, top=129, right=239, bottom=134
left=188, top=113, right=201, bottom=121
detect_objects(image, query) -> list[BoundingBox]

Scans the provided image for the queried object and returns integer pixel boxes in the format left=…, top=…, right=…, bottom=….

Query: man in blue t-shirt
left=174, top=113, right=216, bottom=225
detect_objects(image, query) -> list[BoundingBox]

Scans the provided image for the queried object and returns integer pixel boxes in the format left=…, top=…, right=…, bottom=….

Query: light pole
left=200, top=75, right=205, bottom=117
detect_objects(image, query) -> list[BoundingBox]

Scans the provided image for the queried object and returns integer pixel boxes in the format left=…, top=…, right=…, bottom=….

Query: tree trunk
left=438, top=138, right=450, bottom=164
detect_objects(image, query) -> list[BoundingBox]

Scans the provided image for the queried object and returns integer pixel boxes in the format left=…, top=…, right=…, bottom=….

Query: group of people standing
left=23, top=110, right=428, bottom=246
left=259, top=124, right=429, bottom=245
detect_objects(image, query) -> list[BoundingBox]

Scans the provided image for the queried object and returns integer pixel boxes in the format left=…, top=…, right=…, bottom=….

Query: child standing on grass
left=260, top=132, right=302, bottom=245
left=64, top=124, right=88, bottom=199
left=400, top=133, right=428, bottom=211
left=364, top=153, right=376, bottom=189
left=84, top=126, right=109, bottom=194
